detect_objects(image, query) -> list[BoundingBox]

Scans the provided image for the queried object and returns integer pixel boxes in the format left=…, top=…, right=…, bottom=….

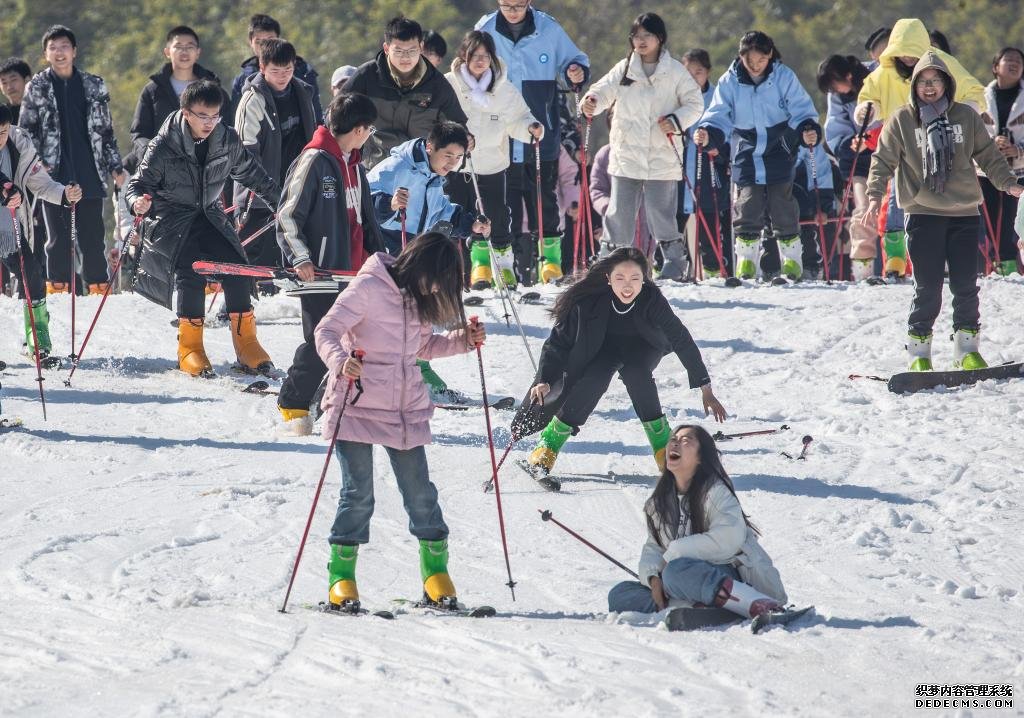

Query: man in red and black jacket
left=275, top=92, right=384, bottom=434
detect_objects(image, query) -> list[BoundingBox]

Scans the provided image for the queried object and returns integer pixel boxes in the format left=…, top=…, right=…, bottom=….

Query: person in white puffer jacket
left=608, top=424, right=790, bottom=622
left=580, top=13, right=704, bottom=280
left=445, top=30, right=542, bottom=291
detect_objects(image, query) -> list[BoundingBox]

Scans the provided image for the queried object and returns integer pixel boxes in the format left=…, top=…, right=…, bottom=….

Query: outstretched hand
left=701, top=385, right=727, bottom=423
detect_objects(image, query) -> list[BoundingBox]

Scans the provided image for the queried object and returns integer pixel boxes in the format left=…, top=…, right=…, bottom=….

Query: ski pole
left=8, top=202, right=47, bottom=420
left=471, top=315, right=517, bottom=600
left=111, top=186, right=123, bottom=293
left=533, top=137, right=544, bottom=284
left=64, top=209, right=147, bottom=387
left=668, top=135, right=727, bottom=277
left=712, top=424, right=790, bottom=441
left=538, top=509, right=638, bottom=579
left=465, top=153, right=512, bottom=326
left=397, top=186, right=409, bottom=250
left=578, top=116, right=595, bottom=263
left=829, top=102, right=872, bottom=273
left=809, top=150, right=831, bottom=282
left=206, top=214, right=278, bottom=311
left=236, top=190, right=255, bottom=232
left=279, top=349, right=365, bottom=614
left=781, top=435, right=814, bottom=460
left=694, top=147, right=704, bottom=282
left=708, top=159, right=727, bottom=276
left=68, top=185, right=79, bottom=362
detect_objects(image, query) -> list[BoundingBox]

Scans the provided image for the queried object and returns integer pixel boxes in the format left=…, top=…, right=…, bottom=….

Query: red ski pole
left=579, top=116, right=596, bottom=262
left=539, top=509, right=638, bottom=578
left=471, top=315, right=517, bottom=600
left=669, top=135, right=727, bottom=277
left=829, top=102, right=872, bottom=273
left=279, top=349, right=365, bottom=614
left=68, top=187, right=79, bottom=362
left=534, top=137, right=544, bottom=283
left=8, top=203, right=47, bottom=420
left=208, top=214, right=278, bottom=311
left=810, top=150, right=831, bottom=282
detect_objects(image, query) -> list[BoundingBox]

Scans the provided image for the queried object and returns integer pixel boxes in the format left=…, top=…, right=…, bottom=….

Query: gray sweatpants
left=733, top=182, right=800, bottom=238
left=603, top=177, right=681, bottom=248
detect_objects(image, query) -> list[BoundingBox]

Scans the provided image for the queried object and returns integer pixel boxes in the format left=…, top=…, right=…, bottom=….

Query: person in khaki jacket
left=864, top=52, right=1024, bottom=373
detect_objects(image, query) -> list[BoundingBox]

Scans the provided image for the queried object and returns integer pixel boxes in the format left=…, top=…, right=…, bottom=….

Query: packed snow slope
left=2, top=276, right=1023, bottom=717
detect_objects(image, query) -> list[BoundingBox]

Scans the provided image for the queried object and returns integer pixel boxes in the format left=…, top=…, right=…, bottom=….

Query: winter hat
left=331, top=65, right=357, bottom=89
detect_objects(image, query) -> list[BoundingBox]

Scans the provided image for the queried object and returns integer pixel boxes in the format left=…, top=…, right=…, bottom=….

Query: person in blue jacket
left=694, top=31, right=821, bottom=282
left=789, top=143, right=837, bottom=279
left=367, top=120, right=491, bottom=402
left=475, top=1, right=589, bottom=285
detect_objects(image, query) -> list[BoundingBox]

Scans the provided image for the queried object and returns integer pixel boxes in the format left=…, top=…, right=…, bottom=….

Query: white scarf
left=459, top=64, right=492, bottom=108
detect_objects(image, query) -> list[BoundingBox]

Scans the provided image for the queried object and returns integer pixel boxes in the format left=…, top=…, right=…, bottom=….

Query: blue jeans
left=328, top=441, right=449, bottom=545
left=608, top=557, right=740, bottom=613
left=885, top=182, right=904, bottom=233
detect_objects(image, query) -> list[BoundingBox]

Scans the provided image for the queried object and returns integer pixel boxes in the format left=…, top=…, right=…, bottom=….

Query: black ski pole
left=539, top=509, right=638, bottom=579
left=8, top=200, right=47, bottom=420
left=279, top=349, right=365, bottom=613
left=712, top=424, right=790, bottom=441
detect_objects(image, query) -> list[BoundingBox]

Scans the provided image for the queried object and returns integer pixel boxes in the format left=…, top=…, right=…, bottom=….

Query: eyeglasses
left=389, top=47, right=420, bottom=60
left=170, top=44, right=199, bottom=53
left=918, top=78, right=944, bottom=88
left=469, top=52, right=492, bottom=62
left=186, top=109, right=222, bottom=125
left=498, top=3, right=529, bottom=12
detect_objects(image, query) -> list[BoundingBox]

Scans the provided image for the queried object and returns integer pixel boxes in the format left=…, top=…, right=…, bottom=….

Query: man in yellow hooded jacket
left=853, top=18, right=987, bottom=279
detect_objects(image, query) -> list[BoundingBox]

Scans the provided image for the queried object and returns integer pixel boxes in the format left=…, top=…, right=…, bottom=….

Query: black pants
left=238, top=207, right=280, bottom=267
left=278, top=292, right=338, bottom=410
left=979, top=176, right=1020, bottom=264
left=1, top=236, right=45, bottom=301
left=507, top=152, right=560, bottom=282
left=445, top=170, right=511, bottom=249
left=557, top=340, right=664, bottom=428
left=175, top=217, right=252, bottom=318
left=906, top=214, right=981, bottom=334
left=42, top=198, right=107, bottom=284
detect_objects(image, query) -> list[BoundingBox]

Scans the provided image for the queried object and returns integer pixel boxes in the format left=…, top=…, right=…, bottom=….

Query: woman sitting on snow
left=512, top=247, right=726, bottom=490
left=608, top=424, right=790, bottom=622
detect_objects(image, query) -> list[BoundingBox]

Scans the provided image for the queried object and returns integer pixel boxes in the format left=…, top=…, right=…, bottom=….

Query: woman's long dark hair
left=550, top=247, right=653, bottom=325
left=620, top=13, right=668, bottom=86
left=645, top=424, right=759, bottom=549
left=388, top=231, right=468, bottom=333
left=816, top=55, right=871, bottom=96
left=458, top=30, right=499, bottom=92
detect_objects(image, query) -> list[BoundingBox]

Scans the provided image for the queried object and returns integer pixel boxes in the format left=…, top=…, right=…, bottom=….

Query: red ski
left=191, top=260, right=357, bottom=280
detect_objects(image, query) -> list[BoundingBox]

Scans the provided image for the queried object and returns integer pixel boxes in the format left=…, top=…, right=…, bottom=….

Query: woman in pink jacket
left=314, top=232, right=486, bottom=612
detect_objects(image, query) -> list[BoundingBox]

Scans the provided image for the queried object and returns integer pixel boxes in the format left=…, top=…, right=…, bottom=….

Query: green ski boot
left=23, top=299, right=52, bottom=358
left=883, top=231, right=908, bottom=277
left=996, top=259, right=1018, bottom=276
left=734, top=235, right=760, bottom=280
left=469, top=240, right=493, bottom=290
left=418, top=359, right=462, bottom=403
left=539, top=236, right=563, bottom=284
left=327, top=544, right=359, bottom=609
left=776, top=235, right=803, bottom=280
left=906, top=331, right=933, bottom=372
left=420, top=538, right=456, bottom=606
left=953, top=328, right=988, bottom=370
left=642, top=415, right=671, bottom=473
left=526, top=416, right=573, bottom=478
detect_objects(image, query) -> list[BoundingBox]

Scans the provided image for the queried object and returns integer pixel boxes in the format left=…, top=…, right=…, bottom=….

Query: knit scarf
left=0, top=147, right=17, bottom=258
left=918, top=96, right=955, bottom=194
left=459, top=64, right=492, bottom=108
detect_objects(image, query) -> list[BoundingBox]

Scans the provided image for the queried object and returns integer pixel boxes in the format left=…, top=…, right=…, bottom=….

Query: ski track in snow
left=2, top=278, right=1023, bottom=716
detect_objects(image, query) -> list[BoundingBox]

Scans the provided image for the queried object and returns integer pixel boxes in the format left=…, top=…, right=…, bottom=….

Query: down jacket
left=583, top=49, right=704, bottom=181
left=124, top=112, right=280, bottom=309
left=3, top=126, right=67, bottom=250
left=983, top=78, right=1024, bottom=177
left=638, top=480, right=788, bottom=603
left=445, top=58, right=539, bottom=176
left=314, top=252, right=473, bottom=449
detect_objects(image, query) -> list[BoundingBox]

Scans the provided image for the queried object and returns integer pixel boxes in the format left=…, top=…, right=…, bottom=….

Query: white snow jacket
left=983, top=79, right=1024, bottom=178
left=582, top=49, right=704, bottom=181
left=446, top=58, right=539, bottom=176
left=638, top=480, right=788, bottom=603
left=3, top=126, right=67, bottom=251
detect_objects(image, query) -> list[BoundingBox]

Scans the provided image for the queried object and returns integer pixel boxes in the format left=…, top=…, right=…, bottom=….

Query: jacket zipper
left=319, top=236, right=328, bottom=265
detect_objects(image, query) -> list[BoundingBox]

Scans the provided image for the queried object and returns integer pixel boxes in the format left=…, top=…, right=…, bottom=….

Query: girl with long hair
left=511, top=247, right=726, bottom=490
left=314, top=232, right=487, bottom=611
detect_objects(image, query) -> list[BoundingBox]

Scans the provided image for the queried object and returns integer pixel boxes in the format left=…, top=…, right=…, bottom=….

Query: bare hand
left=693, top=128, right=709, bottom=147
left=850, top=136, right=864, bottom=153
left=112, top=170, right=126, bottom=188
left=133, top=195, right=152, bottom=216
left=995, top=135, right=1010, bottom=148
left=467, top=134, right=476, bottom=152
left=862, top=198, right=881, bottom=228
left=528, top=122, right=544, bottom=139
left=294, top=261, right=317, bottom=282
left=657, top=116, right=677, bottom=135
left=567, top=202, right=579, bottom=221
left=1008, top=185, right=1024, bottom=198
left=580, top=95, right=598, bottom=118
left=391, top=188, right=409, bottom=212
left=64, top=184, right=83, bottom=203
left=701, top=385, right=727, bottom=423
left=472, top=217, right=492, bottom=238
left=802, top=129, right=818, bottom=147
left=566, top=63, right=585, bottom=86
left=341, top=354, right=363, bottom=380
left=465, top=319, right=487, bottom=347
left=999, top=143, right=1021, bottom=159
left=2, top=183, right=22, bottom=210
left=529, top=382, right=551, bottom=406
left=650, top=575, right=667, bottom=611
left=853, top=102, right=874, bottom=126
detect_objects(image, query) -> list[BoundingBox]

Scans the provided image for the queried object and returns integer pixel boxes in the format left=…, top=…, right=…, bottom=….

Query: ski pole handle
left=539, top=510, right=638, bottom=579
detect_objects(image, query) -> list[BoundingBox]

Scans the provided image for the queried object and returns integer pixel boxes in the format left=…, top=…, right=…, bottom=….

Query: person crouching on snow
left=608, top=424, right=789, bottom=620
left=513, top=247, right=726, bottom=490
left=314, top=231, right=486, bottom=612
left=863, top=52, right=1024, bottom=372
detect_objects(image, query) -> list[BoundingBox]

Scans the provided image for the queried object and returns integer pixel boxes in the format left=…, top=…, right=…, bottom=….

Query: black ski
left=464, top=295, right=485, bottom=307
left=517, top=291, right=542, bottom=305
left=312, top=601, right=395, bottom=619
left=0, top=360, right=6, bottom=371
left=41, top=355, right=63, bottom=370
left=865, top=276, right=887, bottom=286
left=435, top=396, right=515, bottom=411
left=888, top=361, right=1024, bottom=394
left=750, top=605, right=814, bottom=634
left=242, top=379, right=278, bottom=396
left=514, top=458, right=562, bottom=491
left=664, top=606, right=742, bottom=631
left=391, top=598, right=496, bottom=618
left=724, top=277, right=743, bottom=288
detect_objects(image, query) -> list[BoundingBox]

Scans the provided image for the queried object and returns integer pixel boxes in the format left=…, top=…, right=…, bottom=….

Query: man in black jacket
left=343, top=15, right=467, bottom=168
left=230, top=14, right=321, bottom=120
left=125, top=81, right=281, bottom=378
left=275, top=92, right=383, bottom=434
left=129, top=26, right=231, bottom=161
left=234, top=39, right=318, bottom=272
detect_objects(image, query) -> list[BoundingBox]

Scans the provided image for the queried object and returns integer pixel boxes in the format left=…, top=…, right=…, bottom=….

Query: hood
left=730, top=56, right=778, bottom=86
left=448, top=56, right=508, bottom=88
left=910, top=51, right=956, bottom=114
left=303, top=125, right=361, bottom=167
left=880, top=19, right=931, bottom=68
left=389, top=137, right=433, bottom=177
left=359, top=251, right=399, bottom=286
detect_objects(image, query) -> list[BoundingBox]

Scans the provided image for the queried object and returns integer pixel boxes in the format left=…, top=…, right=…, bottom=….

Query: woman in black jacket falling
left=513, top=247, right=727, bottom=489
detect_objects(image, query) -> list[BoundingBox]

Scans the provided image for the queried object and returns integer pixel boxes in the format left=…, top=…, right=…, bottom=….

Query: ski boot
left=996, top=259, right=1018, bottom=277
left=327, top=544, right=360, bottom=611
left=952, top=327, right=987, bottom=370
left=714, top=576, right=783, bottom=618
left=521, top=416, right=572, bottom=490
left=657, top=238, right=690, bottom=282
left=228, top=310, right=274, bottom=374
left=177, top=318, right=214, bottom=377
left=87, top=283, right=109, bottom=296
left=734, top=235, right=760, bottom=280
left=469, top=239, right=493, bottom=291
left=491, top=244, right=517, bottom=290
left=883, top=231, right=907, bottom=278
left=420, top=539, right=457, bottom=608
left=906, top=331, right=933, bottom=372
left=23, top=299, right=52, bottom=358
left=417, top=360, right=467, bottom=403
left=850, top=258, right=874, bottom=282
left=279, top=406, right=313, bottom=436
left=642, top=415, right=671, bottom=473
left=776, top=235, right=803, bottom=281
left=46, top=281, right=69, bottom=295
left=204, top=281, right=222, bottom=295
left=539, top=236, right=563, bottom=284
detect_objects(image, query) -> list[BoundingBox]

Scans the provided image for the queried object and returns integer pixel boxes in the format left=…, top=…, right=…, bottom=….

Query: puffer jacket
left=3, top=126, right=67, bottom=250
left=231, top=55, right=322, bottom=122
left=446, top=58, right=538, bottom=176
left=124, top=112, right=280, bottom=309
left=983, top=78, right=1024, bottom=177
left=638, top=480, right=788, bottom=603
left=18, top=67, right=123, bottom=192
left=583, top=49, right=704, bottom=181
left=314, top=252, right=473, bottom=449
left=857, top=18, right=985, bottom=123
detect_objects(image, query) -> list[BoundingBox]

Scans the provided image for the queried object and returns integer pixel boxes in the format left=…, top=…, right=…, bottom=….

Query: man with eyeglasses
left=234, top=39, right=318, bottom=277
left=475, top=1, right=589, bottom=284
left=126, top=80, right=281, bottom=378
left=343, top=15, right=467, bottom=168
left=18, top=24, right=125, bottom=296
left=129, top=26, right=231, bottom=162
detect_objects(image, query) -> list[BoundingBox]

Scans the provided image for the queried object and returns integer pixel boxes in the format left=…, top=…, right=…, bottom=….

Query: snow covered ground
left=2, top=276, right=1023, bottom=717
